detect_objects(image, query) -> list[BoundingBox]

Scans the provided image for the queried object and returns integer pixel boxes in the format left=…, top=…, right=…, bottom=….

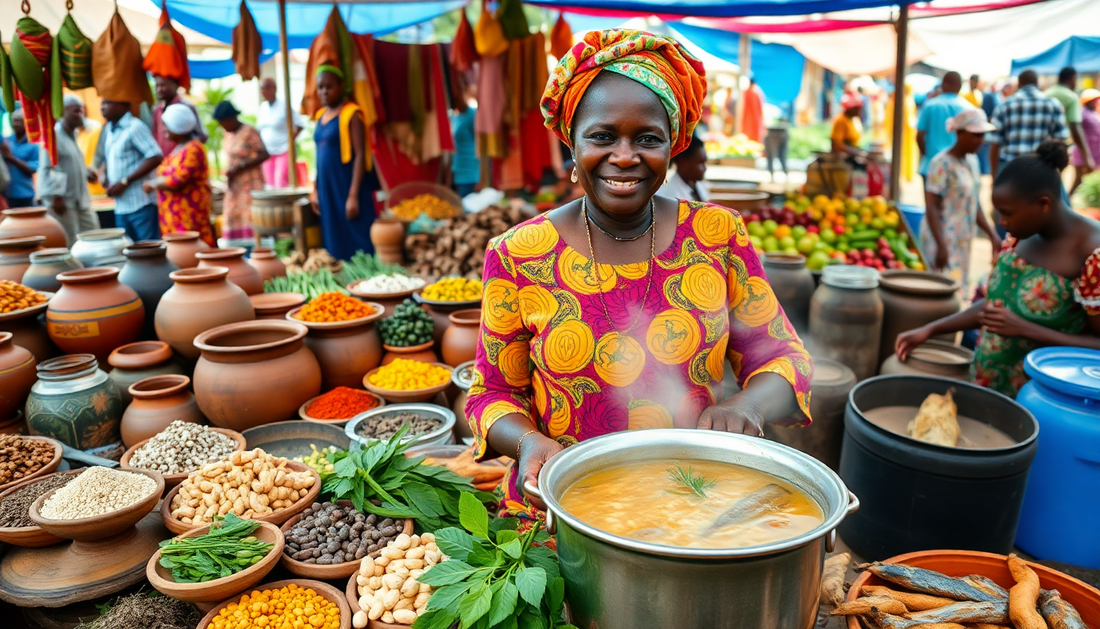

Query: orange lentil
left=207, top=584, right=340, bottom=629
left=294, top=292, right=376, bottom=323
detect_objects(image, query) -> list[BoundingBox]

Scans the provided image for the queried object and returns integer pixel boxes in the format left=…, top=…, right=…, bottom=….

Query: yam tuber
left=1007, top=554, right=1048, bottom=629
left=820, top=552, right=850, bottom=606
left=860, top=586, right=955, bottom=611
left=908, top=389, right=960, bottom=447
left=830, top=596, right=907, bottom=616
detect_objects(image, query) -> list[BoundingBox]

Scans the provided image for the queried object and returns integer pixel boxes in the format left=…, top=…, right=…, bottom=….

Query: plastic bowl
left=344, top=403, right=456, bottom=450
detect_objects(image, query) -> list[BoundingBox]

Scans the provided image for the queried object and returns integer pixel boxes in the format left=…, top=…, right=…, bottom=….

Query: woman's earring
left=570, top=168, right=578, bottom=184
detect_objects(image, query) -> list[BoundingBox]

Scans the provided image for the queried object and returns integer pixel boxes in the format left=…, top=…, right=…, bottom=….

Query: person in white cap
left=1071, top=88, right=1100, bottom=194
left=141, top=104, right=216, bottom=246
left=922, top=108, right=1003, bottom=297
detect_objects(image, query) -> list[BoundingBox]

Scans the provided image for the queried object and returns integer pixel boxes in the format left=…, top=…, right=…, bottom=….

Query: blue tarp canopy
left=526, top=0, right=915, bottom=18
left=1010, top=36, right=1100, bottom=75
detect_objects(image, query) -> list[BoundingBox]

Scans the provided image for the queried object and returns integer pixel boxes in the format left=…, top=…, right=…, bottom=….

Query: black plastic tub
left=838, top=375, right=1038, bottom=561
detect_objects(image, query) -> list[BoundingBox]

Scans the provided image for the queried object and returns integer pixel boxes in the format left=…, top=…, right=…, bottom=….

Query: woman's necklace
left=582, top=196, right=657, bottom=334
left=585, top=200, right=654, bottom=241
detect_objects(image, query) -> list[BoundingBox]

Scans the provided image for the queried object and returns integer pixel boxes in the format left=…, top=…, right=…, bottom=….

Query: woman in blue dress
left=310, top=67, right=378, bottom=259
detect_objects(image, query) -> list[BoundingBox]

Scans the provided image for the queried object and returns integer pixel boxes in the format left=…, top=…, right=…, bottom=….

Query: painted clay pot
left=196, top=247, right=264, bottom=295
left=21, top=248, right=83, bottom=292
left=155, top=267, right=256, bottom=361
left=247, top=247, right=287, bottom=282
left=381, top=340, right=439, bottom=366
left=286, top=303, right=384, bottom=390
left=0, top=236, right=46, bottom=282
left=46, top=267, right=145, bottom=363
left=163, top=231, right=210, bottom=269
left=107, top=341, right=187, bottom=406
left=120, top=374, right=203, bottom=448
left=25, top=354, right=124, bottom=457
left=0, top=208, right=68, bottom=249
left=0, top=332, right=36, bottom=420
left=250, top=292, right=306, bottom=320
left=119, top=241, right=178, bottom=341
left=192, top=320, right=322, bottom=431
left=441, top=309, right=481, bottom=368
left=370, top=219, right=405, bottom=265
left=70, top=228, right=132, bottom=268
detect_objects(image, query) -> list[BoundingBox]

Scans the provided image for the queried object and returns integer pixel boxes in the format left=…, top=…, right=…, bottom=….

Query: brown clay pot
left=441, top=309, right=481, bottom=368
left=120, top=374, right=203, bottom=448
left=192, top=320, right=322, bottom=431
left=163, top=230, right=210, bottom=269
left=119, top=241, right=178, bottom=341
left=0, top=207, right=68, bottom=249
left=250, top=292, right=307, bottom=320
left=155, top=267, right=256, bottom=361
left=0, top=305, right=57, bottom=364
left=764, top=358, right=856, bottom=471
left=0, top=236, right=46, bottom=282
left=880, top=339, right=973, bottom=381
left=196, top=247, right=264, bottom=296
left=107, top=341, right=187, bottom=406
left=422, top=302, right=465, bottom=347
left=762, top=253, right=814, bottom=335
left=345, top=281, right=425, bottom=318
left=21, top=248, right=83, bottom=292
left=247, top=247, right=287, bottom=282
left=381, top=340, right=439, bottom=366
left=370, top=219, right=405, bottom=265
left=0, top=332, right=36, bottom=420
left=46, top=267, right=145, bottom=363
left=877, top=270, right=962, bottom=364
left=286, top=304, right=384, bottom=390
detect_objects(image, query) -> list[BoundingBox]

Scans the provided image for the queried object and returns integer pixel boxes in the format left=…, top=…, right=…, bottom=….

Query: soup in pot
left=558, top=459, right=824, bottom=549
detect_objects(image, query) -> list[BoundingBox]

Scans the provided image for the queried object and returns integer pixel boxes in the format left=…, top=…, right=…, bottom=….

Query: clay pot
left=119, top=241, right=179, bottom=341
left=450, top=360, right=475, bottom=442
left=155, top=267, right=256, bottom=361
left=370, top=219, right=405, bottom=265
left=286, top=304, right=384, bottom=390
left=120, top=374, right=203, bottom=448
left=192, top=320, right=322, bottom=431
left=421, top=302, right=467, bottom=347
left=107, top=341, right=187, bottom=406
left=381, top=340, right=439, bottom=366
left=46, top=267, right=145, bottom=363
left=247, top=247, right=287, bottom=282
left=70, top=228, right=132, bottom=268
left=0, top=332, right=36, bottom=420
left=441, top=309, right=481, bottom=368
left=0, top=236, right=46, bottom=282
left=762, top=253, right=814, bottom=334
left=0, top=207, right=68, bottom=249
left=21, top=248, right=83, bottom=292
left=0, top=303, right=57, bottom=364
left=25, top=354, right=124, bottom=456
left=163, top=231, right=210, bottom=269
left=877, top=270, right=962, bottom=364
left=764, top=358, right=856, bottom=471
left=880, top=339, right=973, bottom=381
left=196, top=247, right=264, bottom=295
left=250, top=292, right=307, bottom=320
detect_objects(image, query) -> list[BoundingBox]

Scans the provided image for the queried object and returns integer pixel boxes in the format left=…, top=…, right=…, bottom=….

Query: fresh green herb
left=413, top=493, right=577, bottom=629
left=264, top=269, right=348, bottom=300
left=337, top=250, right=409, bottom=285
left=322, top=424, right=495, bottom=531
left=666, top=464, right=716, bottom=499
left=157, top=513, right=274, bottom=583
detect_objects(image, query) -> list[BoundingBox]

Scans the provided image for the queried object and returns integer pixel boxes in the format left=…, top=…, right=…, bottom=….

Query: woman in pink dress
left=213, top=101, right=269, bottom=240
left=142, top=104, right=216, bottom=246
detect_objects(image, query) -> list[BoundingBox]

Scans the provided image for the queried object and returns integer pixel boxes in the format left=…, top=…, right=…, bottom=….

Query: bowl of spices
left=79, top=591, right=200, bottom=629
left=0, top=435, right=63, bottom=492
left=198, top=579, right=351, bottom=629
left=29, top=466, right=164, bottom=541
left=120, top=421, right=247, bottom=489
left=299, top=387, right=385, bottom=427
left=280, top=500, right=412, bottom=580
left=362, top=359, right=452, bottom=404
left=345, top=404, right=455, bottom=450
left=0, top=469, right=79, bottom=547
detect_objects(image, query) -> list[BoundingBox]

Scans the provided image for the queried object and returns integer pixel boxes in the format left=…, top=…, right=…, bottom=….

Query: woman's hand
left=896, top=325, right=933, bottom=360
left=224, top=164, right=240, bottom=181
left=141, top=180, right=156, bottom=194
left=309, top=189, right=320, bottom=216
left=518, top=433, right=564, bottom=511
left=990, top=234, right=1003, bottom=258
left=979, top=301, right=1032, bottom=338
left=934, top=246, right=949, bottom=272
left=346, top=196, right=359, bottom=221
left=698, top=397, right=766, bottom=436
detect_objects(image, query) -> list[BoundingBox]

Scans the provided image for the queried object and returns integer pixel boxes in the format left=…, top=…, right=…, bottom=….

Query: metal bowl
left=344, top=403, right=455, bottom=449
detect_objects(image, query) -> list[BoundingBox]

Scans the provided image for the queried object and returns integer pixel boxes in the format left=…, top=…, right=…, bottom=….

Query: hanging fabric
left=58, top=11, right=94, bottom=91
left=232, top=1, right=263, bottom=81
left=451, top=9, right=479, bottom=73
left=498, top=0, right=530, bottom=41
left=549, top=12, right=573, bottom=60
left=302, top=7, right=354, bottom=117
left=474, top=5, right=509, bottom=58
left=93, top=10, right=155, bottom=117
left=8, top=17, right=61, bottom=165
left=143, top=1, right=191, bottom=92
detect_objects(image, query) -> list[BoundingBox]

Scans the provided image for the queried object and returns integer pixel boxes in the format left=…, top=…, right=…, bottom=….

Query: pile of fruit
left=390, top=194, right=460, bottom=222
left=705, top=134, right=763, bottom=159
left=744, top=193, right=925, bottom=272
left=378, top=299, right=434, bottom=347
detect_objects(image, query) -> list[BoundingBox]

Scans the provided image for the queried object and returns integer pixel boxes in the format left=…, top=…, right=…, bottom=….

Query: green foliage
left=196, top=83, right=236, bottom=176
left=157, top=513, right=274, bottom=583
left=787, top=122, right=832, bottom=160
left=666, top=464, right=716, bottom=499
left=1074, top=171, right=1100, bottom=210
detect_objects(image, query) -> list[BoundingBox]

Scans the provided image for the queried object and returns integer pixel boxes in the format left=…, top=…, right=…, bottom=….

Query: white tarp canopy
left=2, top=0, right=225, bottom=50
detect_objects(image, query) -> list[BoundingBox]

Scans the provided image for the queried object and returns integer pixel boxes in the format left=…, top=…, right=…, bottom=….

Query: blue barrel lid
left=1023, top=347, right=1100, bottom=400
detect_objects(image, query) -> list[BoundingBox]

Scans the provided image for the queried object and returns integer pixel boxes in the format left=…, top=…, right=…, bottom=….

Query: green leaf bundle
left=157, top=513, right=274, bottom=583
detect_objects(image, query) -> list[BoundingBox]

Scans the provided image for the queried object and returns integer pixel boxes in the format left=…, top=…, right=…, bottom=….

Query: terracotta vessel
left=0, top=332, right=36, bottom=420
left=120, top=375, right=203, bottom=448
left=247, top=247, right=287, bottom=282
left=281, top=501, right=414, bottom=580
left=196, top=247, right=264, bottom=295
left=25, top=354, right=124, bottom=456
left=764, top=358, right=856, bottom=471
left=155, top=267, right=255, bottom=361
left=287, top=304, right=384, bottom=390
left=421, top=301, right=469, bottom=347
left=46, top=267, right=145, bottom=363
left=0, top=301, right=57, bottom=364
left=877, top=270, right=962, bottom=364
left=120, top=427, right=245, bottom=490
left=163, top=231, right=210, bottom=269
left=192, top=320, right=322, bottom=431
left=0, top=208, right=68, bottom=249
left=370, top=219, right=405, bottom=265
left=251, top=292, right=306, bottom=320
left=381, top=340, right=438, bottom=366
left=119, top=241, right=178, bottom=341
left=29, top=468, right=163, bottom=541
left=107, top=341, right=187, bottom=406
left=197, top=579, right=350, bottom=629
left=0, top=236, right=45, bottom=282
left=0, top=410, right=27, bottom=436
left=441, top=309, right=481, bottom=368
left=21, top=248, right=82, bottom=292
left=880, top=339, right=973, bottom=381
left=762, top=253, right=815, bottom=334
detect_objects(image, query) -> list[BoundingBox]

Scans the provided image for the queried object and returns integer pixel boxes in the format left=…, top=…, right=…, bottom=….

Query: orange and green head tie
left=541, top=29, right=707, bottom=158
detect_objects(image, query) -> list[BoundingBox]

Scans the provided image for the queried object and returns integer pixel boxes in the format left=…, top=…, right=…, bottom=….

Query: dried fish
left=905, top=600, right=1009, bottom=624
left=857, top=563, right=1001, bottom=602
left=860, top=586, right=956, bottom=611
left=963, top=574, right=1009, bottom=599
left=1039, top=589, right=1088, bottom=629
left=701, top=483, right=791, bottom=536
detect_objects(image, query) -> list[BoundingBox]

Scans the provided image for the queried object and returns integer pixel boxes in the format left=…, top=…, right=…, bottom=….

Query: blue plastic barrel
left=899, top=204, right=925, bottom=239
left=1014, top=347, right=1100, bottom=568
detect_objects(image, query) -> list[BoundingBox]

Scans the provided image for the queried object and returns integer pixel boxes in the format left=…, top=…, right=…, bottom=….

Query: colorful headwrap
left=541, top=29, right=706, bottom=157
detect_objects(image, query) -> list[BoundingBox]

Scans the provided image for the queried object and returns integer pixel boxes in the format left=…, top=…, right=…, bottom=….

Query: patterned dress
left=223, top=124, right=266, bottom=240
left=921, top=151, right=982, bottom=297
left=156, top=140, right=216, bottom=247
left=973, top=236, right=1100, bottom=397
left=466, top=201, right=814, bottom=519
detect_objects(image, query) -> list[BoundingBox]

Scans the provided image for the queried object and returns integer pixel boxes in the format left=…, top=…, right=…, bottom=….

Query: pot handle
left=845, top=490, right=861, bottom=515
left=523, top=480, right=556, bottom=535
left=826, top=529, right=838, bottom=553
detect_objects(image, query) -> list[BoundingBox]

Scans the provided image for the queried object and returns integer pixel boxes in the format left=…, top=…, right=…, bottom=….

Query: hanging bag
left=451, top=9, right=479, bottom=72
left=498, top=0, right=530, bottom=41
left=474, top=5, right=509, bottom=57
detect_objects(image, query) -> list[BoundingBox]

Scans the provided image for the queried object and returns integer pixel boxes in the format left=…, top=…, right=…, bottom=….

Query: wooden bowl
left=28, top=468, right=164, bottom=542
left=160, top=460, right=321, bottom=535
left=0, top=436, right=63, bottom=494
left=280, top=501, right=414, bottom=580
left=299, top=391, right=385, bottom=428
left=844, top=549, right=1100, bottom=629
left=146, top=521, right=284, bottom=604
left=363, top=363, right=453, bottom=404
left=0, top=469, right=81, bottom=548
left=119, top=428, right=247, bottom=491
left=346, top=572, right=412, bottom=629
left=198, top=578, right=351, bottom=629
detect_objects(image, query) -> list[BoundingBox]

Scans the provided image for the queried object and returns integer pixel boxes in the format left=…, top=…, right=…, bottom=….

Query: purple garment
left=1071, top=107, right=1100, bottom=167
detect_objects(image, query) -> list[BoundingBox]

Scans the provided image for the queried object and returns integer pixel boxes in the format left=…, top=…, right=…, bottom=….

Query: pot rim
left=193, top=319, right=309, bottom=354
left=0, top=235, right=46, bottom=251
left=250, top=247, right=277, bottom=259
left=451, top=360, right=476, bottom=390
left=163, top=231, right=200, bottom=243
left=346, top=277, right=426, bottom=299
left=123, top=241, right=168, bottom=258
left=878, top=269, right=961, bottom=296
left=129, top=374, right=191, bottom=399
left=108, top=341, right=174, bottom=370
left=1, top=207, right=48, bottom=218
left=75, top=228, right=127, bottom=242
left=285, top=304, right=384, bottom=330
left=169, top=266, right=230, bottom=284
left=0, top=331, right=11, bottom=346
left=903, top=339, right=974, bottom=367
left=537, top=429, right=855, bottom=560
left=195, top=246, right=247, bottom=262
left=250, top=292, right=307, bottom=313
left=37, top=353, right=99, bottom=380
left=447, top=308, right=482, bottom=326
left=382, top=340, right=434, bottom=353
left=56, top=267, right=121, bottom=284
left=762, top=253, right=807, bottom=268
left=28, top=247, right=73, bottom=262
left=344, top=403, right=456, bottom=446
left=250, top=187, right=310, bottom=199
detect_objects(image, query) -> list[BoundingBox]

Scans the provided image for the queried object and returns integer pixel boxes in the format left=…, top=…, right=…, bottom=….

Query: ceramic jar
left=47, top=267, right=145, bottom=363
left=809, top=266, right=883, bottom=382
left=120, top=374, right=203, bottom=448
left=155, top=267, right=256, bottom=361
left=163, top=231, right=210, bottom=269
left=250, top=292, right=307, bottom=320
left=119, top=241, right=178, bottom=340
left=25, top=354, right=124, bottom=456
left=877, top=270, right=962, bottom=364
left=247, top=248, right=287, bottom=282
left=0, top=332, right=37, bottom=420
left=70, top=228, right=132, bottom=268
left=880, top=339, right=973, bottom=381
left=192, top=320, right=322, bottom=431
left=21, top=248, right=83, bottom=292
left=0, top=207, right=68, bottom=249
left=196, top=247, right=264, bottom=295
left=441, top=309, right=481, bottom=368
left=286, top=303, right=384, bottom=390
left=381, top=341, right=439, bottom=366
left=762, top=254, right=815, bottom=334
left=107, top=341, right=187, bottom=406
left=764, top=358, right=856, bottom=471
left=0, top=236, right=45, bottom=282
left=370, top=219, right=405, bottom=265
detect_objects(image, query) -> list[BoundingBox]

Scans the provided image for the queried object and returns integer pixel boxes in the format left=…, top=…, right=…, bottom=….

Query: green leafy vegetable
left=336, top=250, right=409, bottom=285
left=157, top=513, right=274, bottom=583
left=666, top=464, right=716, bottom=499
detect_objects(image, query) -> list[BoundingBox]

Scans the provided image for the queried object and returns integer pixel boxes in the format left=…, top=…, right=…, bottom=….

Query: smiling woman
left=465, top=29, right=814, bottom=522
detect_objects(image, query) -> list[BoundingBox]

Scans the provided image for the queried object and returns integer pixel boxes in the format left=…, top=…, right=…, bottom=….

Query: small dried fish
left=701, top=483, right=791, bottom=536
left=1039, top=589, right=1088, bottom=629
left=860, top=586, right=955, bottom=611
left=867, top=608, right=971, bottom=629
left=857, top=563, right=1002, bottom=602
left=905, top=601, right=1009, bottom=624
left=963, top=574, right=1010, bottom=600
left=831, top=596, right=907, bottom=616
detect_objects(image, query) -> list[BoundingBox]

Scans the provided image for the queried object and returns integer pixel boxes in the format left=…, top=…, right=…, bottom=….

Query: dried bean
left=282, top=501, right=404, bottom=566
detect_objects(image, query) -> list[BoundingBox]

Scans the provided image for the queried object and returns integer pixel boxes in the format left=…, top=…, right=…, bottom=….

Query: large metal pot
left=530, top=429, right=858, bottom=629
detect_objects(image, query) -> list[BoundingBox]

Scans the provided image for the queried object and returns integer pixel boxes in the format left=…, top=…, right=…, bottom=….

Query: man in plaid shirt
left=988, top=69, right=1069, bottom=178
